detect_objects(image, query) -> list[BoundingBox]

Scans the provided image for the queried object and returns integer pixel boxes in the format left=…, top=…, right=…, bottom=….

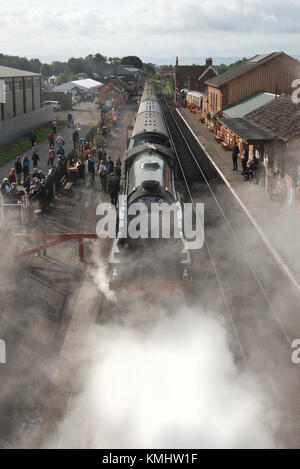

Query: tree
left=52, top=61, right=67, bottom=75
left=143, top=63, right=156, bottom=78
left=41, top=63, right=52, bottom=77
left=228, top=57, right=248, bottom=68
left=109, top=57, right=121, bottom=65
left=215, top=57, right=248, bottom=75
left=67, top=57, right=86, bottom=74
left=121, top=55, right=143, bottom=70
left=29, top=58, right=42, bottom=73
left=214, top=64, right=228, bottom=74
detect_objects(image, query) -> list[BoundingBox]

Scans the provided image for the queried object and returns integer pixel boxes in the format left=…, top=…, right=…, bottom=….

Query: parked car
left=42, top=100, right=61, bottom=111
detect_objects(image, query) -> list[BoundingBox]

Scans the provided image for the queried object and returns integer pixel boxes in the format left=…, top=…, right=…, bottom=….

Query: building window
left=26, top=80, right=32, bottom=90
left=5, top=81, right=12, bottom=93
left=34, top=78, right=40, bottom=88
left=14, top=81, right=23, bottom=92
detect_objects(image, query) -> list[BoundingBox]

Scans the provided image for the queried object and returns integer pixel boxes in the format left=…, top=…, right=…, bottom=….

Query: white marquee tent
left=54, top=78, right=103, bottom=94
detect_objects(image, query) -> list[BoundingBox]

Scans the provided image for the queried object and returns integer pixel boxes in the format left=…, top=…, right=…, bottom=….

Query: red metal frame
left=15, top=233, right=99, bottom=261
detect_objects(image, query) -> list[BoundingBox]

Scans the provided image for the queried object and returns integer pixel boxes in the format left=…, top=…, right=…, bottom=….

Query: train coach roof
left=125, top=143, right=175, bottom=166
left=141, top=83, right=159, bottom=102
left=141, top=91, right=159, bottom=103
left=132, top=110, right=169, bottom=138
left=138, top=101, right=162, bottom=114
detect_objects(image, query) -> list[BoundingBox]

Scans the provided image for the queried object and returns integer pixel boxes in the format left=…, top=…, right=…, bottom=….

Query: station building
left=175, top=57, right=218, bottom=103
left=97, top=78, right=128, bottom=109
left=0, top=65, right=53, bottom=146
left=205, top=52, right=300, bottom=114
left=0, top=65, right=41, bottom=120
left=214, top=94, right=300, bottom=204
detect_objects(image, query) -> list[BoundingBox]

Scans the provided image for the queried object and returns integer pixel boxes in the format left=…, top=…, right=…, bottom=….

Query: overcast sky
left=1, top=0, right=300, bottom=63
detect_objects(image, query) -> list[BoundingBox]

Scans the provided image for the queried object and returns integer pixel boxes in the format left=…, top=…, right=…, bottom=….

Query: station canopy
left=54, top=78, right=103, bottom=94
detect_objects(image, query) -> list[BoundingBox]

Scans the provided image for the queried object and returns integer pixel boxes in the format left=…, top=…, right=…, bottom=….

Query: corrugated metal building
left=0, top=65, right=41, bottom=121
left=0, top=65, right=53, bottom=146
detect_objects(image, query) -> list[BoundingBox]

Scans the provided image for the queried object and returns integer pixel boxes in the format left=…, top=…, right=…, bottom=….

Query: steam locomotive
left=109, top=82, right=192, bottom=291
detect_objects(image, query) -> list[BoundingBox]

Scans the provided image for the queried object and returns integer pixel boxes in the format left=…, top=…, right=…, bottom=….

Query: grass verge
left=0, top=119, right=66, bottom=167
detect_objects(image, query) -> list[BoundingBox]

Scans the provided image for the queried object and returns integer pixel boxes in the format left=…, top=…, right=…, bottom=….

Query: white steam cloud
left=48, top=304, right=276, bottom=448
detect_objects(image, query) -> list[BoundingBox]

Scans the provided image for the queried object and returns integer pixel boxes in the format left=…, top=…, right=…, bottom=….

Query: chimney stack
left=206, top=57, right=213, bottom=66
left=176, top=56, right=179, bottom=67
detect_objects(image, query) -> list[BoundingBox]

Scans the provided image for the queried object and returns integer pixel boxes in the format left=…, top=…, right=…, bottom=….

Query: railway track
left=160, top=96, right=300, bottom=447
left=162, top=95, right=294, bottom=330
left=161, top=95, right=294, bottom=339
left=161, top=97, right=251, bottom=367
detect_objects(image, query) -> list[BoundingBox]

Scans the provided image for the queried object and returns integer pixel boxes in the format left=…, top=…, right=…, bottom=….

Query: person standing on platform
left=22, top=154, right=30, bottom=183
left=8, top=168, right=16, bottom=185
left=29, top=129, right=36, bottom=147
left=67, top=112, right=73, bottom=127
left=1, top=178, right=10, bottom=203
left=231, top=142, right=239, bottom=171
left=48, top=131, right=55, bottom=148
left=15, top=157, right=23, bottom=185
left=241, top=143, right=249, bottom=174
left=87, top=155, right=96, bottom=184
left=115, top=157, right=122, bottom=180
left=98, top=147, right=106, bottom=164
left=107, top=156, right=114, bottom=175
left=48, top=146, right=56, bottom=167
left=51, top=119, right=57, bottom=135
left=32, top=142, right=40, bottom=168
left=72, top=129, right=79, bottom=148
left=108, top=172, right=120, bottom=208
left=98, top=160, right=107, bottom=191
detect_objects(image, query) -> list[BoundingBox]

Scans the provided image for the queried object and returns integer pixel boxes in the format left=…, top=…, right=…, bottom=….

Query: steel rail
left=162, top=97, right=292, bottom=348
left=161, top=97, right=250, bottom=370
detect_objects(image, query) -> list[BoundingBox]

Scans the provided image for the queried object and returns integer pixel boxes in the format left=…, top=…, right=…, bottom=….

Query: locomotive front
left=109, top=83, right=192, bottom=291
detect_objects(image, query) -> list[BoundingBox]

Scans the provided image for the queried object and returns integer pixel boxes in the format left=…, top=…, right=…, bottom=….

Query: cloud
left=1, top=1, right=300, bottom=60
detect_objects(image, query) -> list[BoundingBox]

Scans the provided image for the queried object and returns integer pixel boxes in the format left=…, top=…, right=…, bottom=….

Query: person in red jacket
left=8, top=168, right=16, bottom=184
left=48, top=131, right=54, bottom=148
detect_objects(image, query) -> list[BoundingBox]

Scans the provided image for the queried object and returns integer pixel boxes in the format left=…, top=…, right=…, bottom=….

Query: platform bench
left=60, top=175, right=73, bottom=196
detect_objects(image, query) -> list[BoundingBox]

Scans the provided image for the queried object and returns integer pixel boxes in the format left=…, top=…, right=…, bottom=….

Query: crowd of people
left=1, top=155, right=47, bottom=204
left=1, top=120, right=122, bottom=210
left=0, top=124, right=65, bottom=205
left=84, top=145, right=122, bottom=207
left=231, top=142, right=291, bottom=203
left=232, top=142, right=264, bottom=185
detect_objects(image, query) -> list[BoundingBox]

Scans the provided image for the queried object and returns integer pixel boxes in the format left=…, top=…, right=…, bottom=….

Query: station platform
left=178, top=107, right=300, bottom=292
